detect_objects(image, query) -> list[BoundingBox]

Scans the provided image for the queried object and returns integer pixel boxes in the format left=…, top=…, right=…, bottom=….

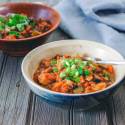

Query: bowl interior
left=0, top=2, right=59, bottom=31
left=22, top=40, right=125, bottom=95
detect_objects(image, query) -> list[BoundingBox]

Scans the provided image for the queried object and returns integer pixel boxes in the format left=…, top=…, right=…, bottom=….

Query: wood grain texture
left=32, top=96, right=70, bottom=125
left=108, top=84, right=125, bottom=125
left=0, top=0, right=125, bottom=125
left=0, top=57, right=31, bottom=125
left=72, top=98, right=109, bottom=125
left=73, top=106, right=108, bottom=125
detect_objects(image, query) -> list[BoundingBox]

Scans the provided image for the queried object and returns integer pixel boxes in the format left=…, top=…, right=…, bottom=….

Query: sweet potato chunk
left=52, top=82, right=69, bottom=93
left=38, top=73, right=56, bottom=85
left=93, top=82, right=107, bottom=91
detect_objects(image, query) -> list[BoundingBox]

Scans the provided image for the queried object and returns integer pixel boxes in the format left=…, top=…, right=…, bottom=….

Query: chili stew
left=33, top=55, right=115, bottom=94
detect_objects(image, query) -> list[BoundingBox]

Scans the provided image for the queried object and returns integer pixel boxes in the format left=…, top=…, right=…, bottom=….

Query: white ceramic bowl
left=21, top=40, right=125, bottom=105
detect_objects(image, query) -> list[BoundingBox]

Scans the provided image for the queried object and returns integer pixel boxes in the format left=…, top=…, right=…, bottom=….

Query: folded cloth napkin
left=55, top=0, right=125, bottom=57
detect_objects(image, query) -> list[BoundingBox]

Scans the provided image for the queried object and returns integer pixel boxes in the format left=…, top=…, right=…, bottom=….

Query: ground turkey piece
left=38, top=73, right=56, bottom=85
left=51, top=82, right=70, bottom=93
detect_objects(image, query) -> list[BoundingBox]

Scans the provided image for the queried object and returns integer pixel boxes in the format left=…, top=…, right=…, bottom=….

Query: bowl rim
left=0, top=2, right=61, bottom=42
left=21, top=39, right=125, bottom=97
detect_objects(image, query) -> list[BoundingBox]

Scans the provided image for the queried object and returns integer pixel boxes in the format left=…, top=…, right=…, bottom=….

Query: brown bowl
left=0, top=2, right=60, bottom=56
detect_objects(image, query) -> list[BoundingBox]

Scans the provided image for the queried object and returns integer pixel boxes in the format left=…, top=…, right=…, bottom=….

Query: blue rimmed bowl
left=21, top=40, right=125, bottom=107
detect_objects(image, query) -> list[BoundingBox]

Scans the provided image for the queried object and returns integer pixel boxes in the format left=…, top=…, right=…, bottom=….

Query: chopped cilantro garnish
left=51, top=59, right=57, bottom=66
left=53, top=67, right=58, bottom=72
left=84, top=69, right=90, bottom=76
left=9, top=31, right=20, bottom=37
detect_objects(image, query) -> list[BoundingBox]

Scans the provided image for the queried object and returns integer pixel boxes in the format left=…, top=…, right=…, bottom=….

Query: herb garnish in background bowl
left=0, top=13, right=52, bottom=39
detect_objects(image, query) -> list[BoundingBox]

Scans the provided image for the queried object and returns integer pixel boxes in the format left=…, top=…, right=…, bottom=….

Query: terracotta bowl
left=0, top=2, right=60, bottom=56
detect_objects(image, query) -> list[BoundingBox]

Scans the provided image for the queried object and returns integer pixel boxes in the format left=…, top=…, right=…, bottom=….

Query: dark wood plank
left=72, top=85, right=125, bottom=125
left=72, top=101, right=109, bottom=125
left=107, top=84, right=125, bottom=125
left=0, top=56, right=31, bottom=125
left=32, top=96, right=70, bottom=125
left=0, top=52, right=6, bottom=87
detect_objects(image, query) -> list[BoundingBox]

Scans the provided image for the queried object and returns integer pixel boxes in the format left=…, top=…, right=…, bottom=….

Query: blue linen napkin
left=55, top=0, right=125, bottom=57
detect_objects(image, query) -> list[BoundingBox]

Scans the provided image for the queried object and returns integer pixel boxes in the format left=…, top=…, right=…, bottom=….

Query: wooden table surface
left=0, top=0, right=125, bottom=125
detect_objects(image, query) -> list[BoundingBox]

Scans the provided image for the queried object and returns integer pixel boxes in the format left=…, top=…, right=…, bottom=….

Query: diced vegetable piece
left=72, top=76, right=80, bottom=83
left=38, top=73, right=56, bottom=85
left=65, top=61, right=70, bottom=66
left=4, top=35, right=16, bottom=40
left=31, top=31, right=41, bottom=36
left=107, top=65, right=114, bottom=73
left=53, top=67, right=58, bottom=72
left=60, top=72, right=66, bottom=78
left=86, top=75, right=93, bottom=81
left=66, top=77, right=71, bottom=80
left=52, top=82, right=63, bottom=92
left=30, top=21, right=36, bottom=27
left=51, top=59, right=57, bottom=65
left=75, top=71, right=79, bottom=77
left=69, top=69, right=77, bottom=77
left=71, top=64, right=76, bottom=69
left=7, top=18, right=15, bottom=27
left=60, top=83, right=69, bottom=93
left=65, top=67, right=70, bottom=74
left=80, top=61, right=87, bottom=68
left=92, top=66, right=96, bottom=71
left=69, top=59, right=75, bottom=66
left=77, top=67, right=83, bottom=75
left=0, top=34, right=2, bottom=38
left=0, top=25, right=4, bottom=31
left=9, top=31, right=20, bottom=37
left=87, top=60, right=93, bottom=66
left=66, top=80, right=73, bottom=87
left=80, top=76, right=85, bottom=83
left=89, top=63, right=96, bottom=71
left=44, top=67, right=52, bottom=73
left=103, top=72, right=110, bottom=80
left=84, top=69, right=90, bottom=76
left=94, top=82, right=107, bottom=91
left=63, top=59, right=70, bottom=67
left=74, top=58, right=81, bottom=63
left=16, top=24, right=24, bottom=31
left=0, top=16, right=5, bottom=22
left=10, top=26, right=16, bottom=30
left=73, top=87, right=84, bottom=93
